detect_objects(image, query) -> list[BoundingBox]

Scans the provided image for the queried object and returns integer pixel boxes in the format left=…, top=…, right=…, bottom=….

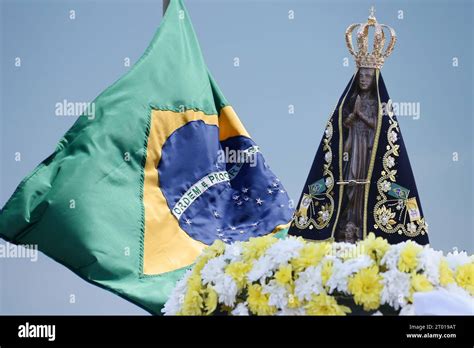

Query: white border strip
left=172, top=171, right=230, bottom=220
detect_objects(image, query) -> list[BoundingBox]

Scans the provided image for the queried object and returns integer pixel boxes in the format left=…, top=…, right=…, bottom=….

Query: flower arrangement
left=163, top=233, right=474, bottom=315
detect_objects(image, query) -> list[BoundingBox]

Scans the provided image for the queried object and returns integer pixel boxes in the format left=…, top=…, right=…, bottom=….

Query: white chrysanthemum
left=326, top=255, right=373, bottom=294
left=263, top=279, right=289, bottom=308
left=246, top=238, right=303, bottom=284
left=162, top=269, right=193, bottom=315
left=372, top=311, right=383, bottom=316
left=294, top=265, right=324, bottom=301
left=265, top=237, right=304, bottom=266
left=381, top=269, right=411, bottom=310
left=417, top=246, right=443, bottom=285
left=212, top=274, right=238, bottom=307
left=247, top=255, right=274, bottom=283
left=380, top=241, right=406, bottom=271
left=445, top=249, right=473, bottom=270
left=223, top=241, right=243, bottom=263
left=200, top=255, right=227, bottom=285
left=231, top=302, right=249, bottom=316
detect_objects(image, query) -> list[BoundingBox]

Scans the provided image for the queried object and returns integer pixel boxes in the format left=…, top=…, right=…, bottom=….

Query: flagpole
left=163, top=0, right=170, bottom=14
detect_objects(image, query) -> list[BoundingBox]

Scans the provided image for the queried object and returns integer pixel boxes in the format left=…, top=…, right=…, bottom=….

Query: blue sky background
left=1, top=0, right=472, bottom=314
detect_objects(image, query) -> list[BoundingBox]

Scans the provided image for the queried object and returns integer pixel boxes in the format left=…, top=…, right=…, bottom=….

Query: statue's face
left=358, top=68, right=375, bottom=91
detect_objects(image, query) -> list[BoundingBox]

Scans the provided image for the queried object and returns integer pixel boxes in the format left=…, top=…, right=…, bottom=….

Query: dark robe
left=288, top=69, right=429, bottom=245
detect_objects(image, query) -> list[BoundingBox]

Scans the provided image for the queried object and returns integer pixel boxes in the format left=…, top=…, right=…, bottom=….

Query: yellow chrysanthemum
left=203, top=285, right=218, bottom=315
left=181, top=289, right=203, bottom=315
left=242, top=235, right=277, bottom=263
left=290, top=242, right=331, bottom=272
left=439, top=259, right=455, bottom=286
left=225, top=261, right=252, bottom=289
left=275, top=264, right=293, bottom=286
left=203, top=239, right=226, bottom=258
left=186, top=274, right=202, bottom=293
left=398, top=241, right=421, bottom=273
left=360, top=232, right=390, bottom=263
left=193, top=257, right=209, bottom=273
left=305, top=293, right=351, bottom=316
left=247, top=284, right=277, bottom=315
left=455, top=263, right=474, bottom=296
left=347, top=266, right=383, bottom=311
left=180, top=269, right=206, bottom=315
left=411, top=273, right=433, bottom=292
left=321, top=259, right=333, bottom=286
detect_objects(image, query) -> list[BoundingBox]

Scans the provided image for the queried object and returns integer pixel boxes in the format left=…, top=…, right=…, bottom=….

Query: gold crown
left=345, top=7, right=397, bottom=69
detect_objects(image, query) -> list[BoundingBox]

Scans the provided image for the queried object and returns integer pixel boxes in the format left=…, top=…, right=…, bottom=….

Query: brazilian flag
left=0, top=0, right=292, bottom=314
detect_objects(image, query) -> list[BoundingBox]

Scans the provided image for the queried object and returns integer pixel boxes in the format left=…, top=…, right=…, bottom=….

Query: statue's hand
left=355, top=95, right=370, bottom=120
left=344, top=113, right=357, bottom=127
left=354, top=95, right=362, bottom=117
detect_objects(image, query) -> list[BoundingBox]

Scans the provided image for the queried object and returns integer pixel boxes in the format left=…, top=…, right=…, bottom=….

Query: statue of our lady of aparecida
left=289, top=7, right=429, bottom=245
